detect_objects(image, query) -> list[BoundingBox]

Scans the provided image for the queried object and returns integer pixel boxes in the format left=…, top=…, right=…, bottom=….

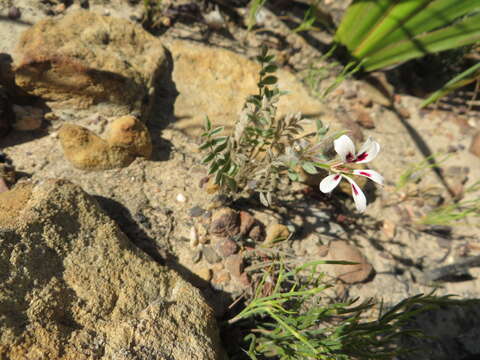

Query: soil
left=1, top=0, right=480, bottom=359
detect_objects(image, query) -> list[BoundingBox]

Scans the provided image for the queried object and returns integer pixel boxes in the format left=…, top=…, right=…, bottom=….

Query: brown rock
left=328, top=241, right=374, bottom=284
left=0, top=163, right=16, bottom=187
left=239, top=210, right=255, bottom=235
left=0, top=179, right=225, bottom=360
left=248, top=224, right=264, bottom=242
left=209, top=208, right=240, bottom=237
left=353, top=105, right=375, bottom=129
left=264, top=223, right=290, bottom=245
left=215, top=238, right=239, bottom=257
left=14, top=10, right=167, bottom=117
left=211, top=270, right=231, bottom=288
left=203, top=245, right=221, bottom=264
left=59, top=116, right=152, bottom=171
left=12, top=104, right=43, bottom=131
left=106, top=115, right=152, bottom=158
left=225, top=254, right=244, bottom=277
left=237, top=272, right=251, bottom=288
left=469, top=131, right=480, bottom=158
left=59, top=123, right=134, bottom=170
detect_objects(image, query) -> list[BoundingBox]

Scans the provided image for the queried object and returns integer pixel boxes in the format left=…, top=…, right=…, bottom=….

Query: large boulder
left=13, top=10, right=168, bottom=117
left=0, top=179, right=225, bottom=360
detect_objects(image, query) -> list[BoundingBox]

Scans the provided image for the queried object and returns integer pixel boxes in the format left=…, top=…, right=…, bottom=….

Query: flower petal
left=355, top=137, right=380, bottom=163
left=334, top=135, right=356, bottom=163
left=319, top=174, right=342, bottom=193
left=344, top=175, right=367, bottom=212
left=352, top=169, right=384, bottom=185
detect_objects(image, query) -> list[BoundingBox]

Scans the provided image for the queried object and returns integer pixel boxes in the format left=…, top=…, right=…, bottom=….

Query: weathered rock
left=215, top=238, right=239, bottom=257
left=0, top=179, right=224, bottom=360
left=264, top=223, right=290, bottom=245
left=248, top=224, right=264, bottom=242
left=164, top=39, right=328, bottom=137
left=203, top=245, right=222, bottom=264
left=469, top=131, right=480, bottom=158
left=239, top=211, right=255, bottom=235
left=12, top=104, right=43, bottom=130
left=14, top=10, right=168, bottom=117
left=225, top=254, right=244, bottom=278
left=210, top=208, right=240, bottom=237
left=59, top=116, right=151, bottom=171
left=327, top=241, right=374, bottom=284
left=0, top=163, right=16, bottom=186
left=106, top=115, right=152, bottom=158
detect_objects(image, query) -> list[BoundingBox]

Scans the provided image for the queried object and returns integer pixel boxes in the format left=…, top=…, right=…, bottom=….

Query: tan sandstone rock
left=13, top=10, right=167, bottom=117
left=328, top=240, right=374, bottom=284
left=59, top=116, right=152, bottom=171
left=0, top=179, right=225, bottom=360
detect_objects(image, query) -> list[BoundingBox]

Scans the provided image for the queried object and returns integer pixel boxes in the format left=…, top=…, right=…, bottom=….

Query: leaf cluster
left=200, top=47, right=331, bottom=206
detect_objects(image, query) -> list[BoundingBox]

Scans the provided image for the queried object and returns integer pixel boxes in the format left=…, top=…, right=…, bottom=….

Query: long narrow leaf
left=354, top=0, right=433, bottom=58
left=363, top=13, right=480, bottom=70
left=366, top=0, right=480, bottom=57
left=421, top=61, right=480, bottom=107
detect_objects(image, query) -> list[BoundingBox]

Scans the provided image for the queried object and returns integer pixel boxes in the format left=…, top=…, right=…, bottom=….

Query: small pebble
left=203, top=245, right=221, bottom=264
left=189, top=206, right=205, bottom=217
left=191, top=249, right=202, bottom=264
left=8, top=6, right=21, bottom=20
left=225, top=254, right=244, bottom=277
left=216, top=238, right=239, bottom=257
left=189, top=227, right=198, bottom=248
left=176, top=193, right=186, bottom=202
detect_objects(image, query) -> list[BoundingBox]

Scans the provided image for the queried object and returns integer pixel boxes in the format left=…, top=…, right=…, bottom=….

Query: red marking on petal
left=359, top=171, right=371, bottom=177
left=346, top=152, right=355, bottom=162
left=334, top=174, right=340, bottom=180
left=356, top=152, right=368, bottom=162
left=352, top=184, right=359, bottom=195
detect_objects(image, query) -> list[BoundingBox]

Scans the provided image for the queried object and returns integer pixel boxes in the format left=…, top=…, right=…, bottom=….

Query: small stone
left=316, top=245, right=329, bottom=257
left=203, top=245, right=221, bottom=264
left=237, top=272, right=251, bottom=288
left=382, top=219, right=396, bottom=239
left=215, top=238, right=238, bottom=257
left=248, top=224, right=264, bottom=242
left=397, top=106, right=411, bottom=119
left=8, top=6, right=21, bottom=20
left=264, top=223, right=290, bottom=245
left=189, top=206, right=206, bottom=217
left=195, top=268, right=212, bottom=282
left=225, top=254, right=244, bottom=277
left=211, top=270, right=231, bottom=289
left=209, top=208, right=240, bottom=237
left=469, top=131, right=480, bottom=158
left=328, top=241, right=374, bottom=284
left=0, top=178, right=9, bottom=194
left=0, top=164, right=16, bottom=186
left=106, top=115, right=152, bottom=159
left=189, top=226, right=198, bottom=248
left=191, top=249, right=202, bottom=264
left=239, top=211, right=255, bottom=235
left=176, top=193, right=187, bottom=203
left=12, top=105, right=43, bottom=131
left=353, top=105, right=375, bottom=129
left=80, top=0, right=90, bottom=9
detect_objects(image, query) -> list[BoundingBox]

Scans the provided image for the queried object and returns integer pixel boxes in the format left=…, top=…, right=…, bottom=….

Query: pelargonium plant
left=200, top=47, right=383, bottom=211
left=319, top=135, right=384, bottom=212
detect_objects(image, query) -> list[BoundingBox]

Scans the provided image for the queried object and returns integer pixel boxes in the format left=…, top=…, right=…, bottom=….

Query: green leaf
left=199, top=140, right=213, bottom=150
left=209, top=126, right=224, bottom=136
left=302, top=162, right=318, bottom=175
left=201, top=153, right=215, bottom=164
left=262, top=76, right=278, bottom=85
left=263, top=64, right=278, bottom=73
left=204, top=116, right=212, bottom=131
left=421, top=61, right=480, bottom=107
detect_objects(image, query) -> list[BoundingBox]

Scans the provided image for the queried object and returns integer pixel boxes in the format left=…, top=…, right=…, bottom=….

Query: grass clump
left=227, top=262, right=461, bottom=360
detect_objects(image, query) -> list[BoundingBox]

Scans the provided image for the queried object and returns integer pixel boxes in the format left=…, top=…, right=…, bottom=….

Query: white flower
left=320, top=135, right=384, bottom=212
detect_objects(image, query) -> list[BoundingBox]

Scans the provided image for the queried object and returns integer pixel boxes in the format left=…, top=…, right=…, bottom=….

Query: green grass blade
left=421, top=61, right=480, bottom=107
left=374, top=0, right=480, bottom=55
left=354, top=0, right=433, bottom=58
left=335, top=0, right=398, bottom=52
left=363, top=13, right=480, bottom=71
